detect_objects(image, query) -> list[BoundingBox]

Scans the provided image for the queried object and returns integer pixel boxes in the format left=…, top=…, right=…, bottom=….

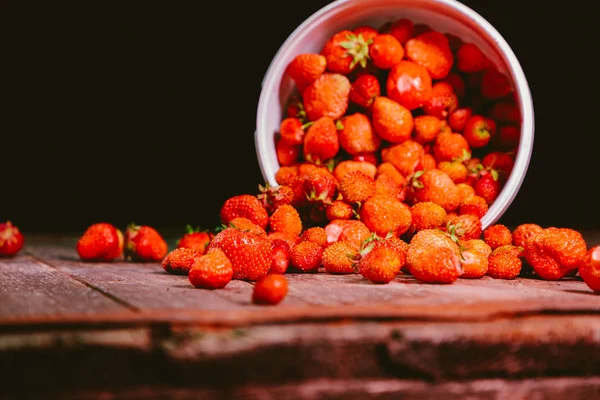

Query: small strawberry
left=325, top=200, right=355, bottom=221
left=302, top=116, right=340, bottom=164
left=463, top=115, right=496, bottom=149
left=409, top=201, right=447, bottom=234
left=371, top=96, right=414, bottom=144
left=257, top=183, right=294, bottom=215
left=321, top=30, right=371, bottom=75
left=162, top=247, right=198, bottom=275
left=357, top=238, right=403, bottom=284
left=446, top=214, right=482, bottom=241
left=324, top=219, right=356, bottom=246
left=481, top=151, right=514, bottom=182
left=322, top=241, right=357, bottom=274
left=473, top=172, right=501, bottom=205
left=289, top=240, right=323, bottom=272
left=207, top=226, right=273, bottom=281
left=177, top=225, right=214, bottom=254
left=338, top=170, right=376, bottom=204
left=227, top=217, right=267, bottom=236
left=483, top=224, right=513, bottom=249
left=460, top=239, right=492, bottom=279
left=423, top=82, right=458, bottom=119
left=386, top=60, right=433, bottom=110
left=351, top=151, right=379, bottom=165
left=275, top=165, right=299, bottom=186
left=415, top=153, right=437, bottom=172
left=456, top=183, right=476, bottom=203
left=524, top=227, right=587, bottom=280
left=276, top=137, right=301, bottom=166
left=267, top=231, right=300, bottom=249
left=579, top=245, right=600, bottom=292
left=413, top=115, right=441, bottom=145
left=338, top=220, right=372, bottom=251
left=376, top=162, right=406, bottom=186
left=456, top=43, right=489, bottom=73
left=269, top=204, right=303, bottom=237
left=438, top=160, right=468, bottom=184
left=76, top=222, right=123, bottom=262
left=303, top=73, right=351, bottom=121
left=279, top=117, right=308, bottom=146
left=300, top=226, right=328, bottom=248
left=359, top=194, right=412, bottom=238
left=494, top=125, right=521, bottom=151
left=333, top=160, right=377, bottom=182
left=381, top=140, right=424, bottom=177
left=269, top=238, right=291, bottom=274
left=387, top=18, right=414, bottom=44
left=406, top=229, right=463, bottom=284
left=369, top=34, right=404, bottom=69
left=349, top=73, right=381, bottom=108
left=512, top=223, right=544, bottom=248
left=448, top=107, right=473, bottom=133
left=339, top=112, right=381, bottom=155
left=188, top=248, right=233, bottom=289
left=252, top=274, right=288, bottom=305
left=285, top=95, right=306, bottom=121
left=124, top=224, right=167, bottom=262
left=0, top=221, right=25, bottom=257
left=220, top=194, right=269, bottom=230
left=353, top=25, right=379, bottom=43
left=375, top=173, right=404, bottom=200
left=286, top=53, right=327, bottom=92
left=459, top=195, right=489, bottom=220
left=433, top=132, right=471, bottom=163
left=487, top=245, right=523, bottom=280
left=304, top=167, right=339, bottom=204
left=408, top=169, right=461, bottom=213
left=405, top=31, right=453, bottom=79
left=481, top=68, right=512, bottom=100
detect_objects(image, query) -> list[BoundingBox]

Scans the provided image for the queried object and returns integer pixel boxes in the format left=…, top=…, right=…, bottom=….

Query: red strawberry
left=325, top=200, right=355, bottom=221
left=423, top=82, right=458, bottom=119
left=481, top=68, right=512, bottom=100
left=483, top=224, right=513, bottom=249
left=381, top=140, right=424, bottom=177
left=269, top=238, right=291, bottom=274
left=494, top=125, right=521, bottom=151
left=227, top=217, right=267, bottom=236
left=252, top=274, right=288, bottom=305
left=351, top=151, right=379, bottom=165
left=359, top=193, right=412, bottom=238
left=386, top=60, right=433, bottom=110
left=257, top=183, right=294, bottom=215
left=433, top=131, right=471, bottom=163
left=442, top=73, right=466, bottom=99
left=413, top=115, right=441, bottom=145
left=448, top=107, right=473, bottom=132
left=353, top=26, right=379, bottom=43
left=275, top=137, right=301, bottom=166
left=369, top=34, right=404, bottom=69
left=303, top=73, right=351, bottom=121
left=487, top=245, right=523, bottom=280
left=322, top=241, right=357, bottom=274
left=372, top=96, right=414, bottom=144
left=338, top=220, right=372, bottom=252
left=349, top=73, right=380, bottom=108
left=76, top=222, right=123, bottom=262
left=275, top=165, right=299, bottom=186
left=358, top=240, right=403, bottom=284
left=438, top=160, right=468, bottom=184
left=321, top=30, right=372, bottom=75
left=304, top=167, right=339, bottom=204
left=162, top=247, right=198, bottom=275
left=405, top=31, right=454, bottom=79
left=220, top=194, right=269, bottom=230
left=579, top=245, right=600, bottom=292
left=408, top=169, right=461, bottom=213
left=279, top=117, right=307, bottom=146
left=481, top=151, right=514, bottom=181
left=207, top=226, right=272, bottom=281
left=269, top=204, right=303, bottom=237
left=324, top=219, right=356, bottom=247
left=409, top=201, right=447, bottom=234
left=473, top=172, right=501, bottom=205
left=489, top=101, right=520, bottom=123
left=303, top=116, right=340, bottom=164
left=189, top=248, right=233, bottom=289
left=446, top=214, right=482, bottom=241
left=387, top=18, right=414, bottom=44
left=300, top=227, right=328, bottom=248
left=290, top=240, right=323, bottom=272
left=456, top=43, right=489, bottom=73
left=333, top=160, right=377, bottom=182
left=338, top=170, right=376, bottom=204
left=406, top=229, right=463, bottom=284
left=339, top=112, right=381, bottom=155
left=177, top=225, right=214, bottom=254
left=0, top=221, right=25, bottom=257
left=512, top=223, right=544, bottom=248
left=124, top=224, right=167, bottom=262
left=459, top=195, right=489, bottom=220
left=463, top=115, right=496, bottom=149
left=460, top=239, right=492, bottom=279
left=286, top=53, right=327, bottom=91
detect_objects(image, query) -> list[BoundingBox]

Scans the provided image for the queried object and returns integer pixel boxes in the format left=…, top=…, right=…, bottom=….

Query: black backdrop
left=2, top=0, right=598, bottom=234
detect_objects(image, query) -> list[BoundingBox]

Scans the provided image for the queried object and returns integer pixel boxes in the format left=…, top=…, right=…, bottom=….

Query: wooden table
left=1, top=233, right=600, bottom=399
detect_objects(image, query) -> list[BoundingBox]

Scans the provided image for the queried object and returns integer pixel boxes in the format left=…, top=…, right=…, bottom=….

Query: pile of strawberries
left=2, top=18, right=599, bottom=302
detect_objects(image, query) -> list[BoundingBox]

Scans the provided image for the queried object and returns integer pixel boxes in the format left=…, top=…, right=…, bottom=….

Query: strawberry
left=338, top=220, right=371, bottom=251
left=177, top=225, right=214, bottom=254
left=489, top=101, right=520, bottom=123
left=413, top=115, right=441, bottom=145
left=324, top=219, right=356, bottom=246
left=579, top=245, right=600, bottom=292
left=333, top=160, right=377, bottom=182
left=188, top=248, right=233, bottom=289
left=252, top=274, right=288, bottom=305
left=438, top=160, right=468, bottom=184
left=460, top=239, right=492, bottom=279
left=353, top=26, right=379, bottom=43
left=371, top=96, right=414, bottom=144
left=406, top=229, right=463, bottom=284
left=285, top=95, right=306, bottom=120
left=338, top=170, right=376, bottom=204
left=279, top=117, right=308, bottom=146
left=322, top=241, right=357, bottom=274
left=487, top=245, right=523, bottom=280
left=433, top=132, right=471, bottom=163
left=269, top=204, right=303, bottom=237
left=442, top=73, right=466, bottom=99
left=352, top=152, right=379, bottom=165
left=409, top=201, right=447, bottom=234
left=456, top=43, right=489, bottom=73
left=481, top=151, right=514, bottom=181
left=459, top=195, right=489, bottom=220
left=321, top=30, right=371, bottom=75
left=349, top=73, right=380, bottom=108
left=300, top=226, right=328, bottom=248
left=415, top=153, right=437, bottom=172
left=359, top=194, right=412, bottom=238
left=275, top=165, right=299, bottom=186
left=124, top=224, right=167, bottom=262
left=339, top=112, right=381, bottom=155
left=162, top=247, right=198, bottom=275
left=448, top=107, right=473, bottom=132
left=387, top=18, right=414, bottom=44
left=386, top=60, right=433, bottom=110
left=302, top=116, right=340, bottom=164
left=0, top=221, right=25, bottom=257
left=357, top=239, right=403, bottom=283
left=376, top=162, right=406, bottom=185
left=512, top=223, right=544, bottom=248
left=375, top=173, right=404, bottom=200
left=207, top=226, right=272, bottom=281
left=286, top=53, right=327, bottom=92
left=227, top=217, right=267, bottom=236
left=269, top=238, right=290, bottom=274
left=408, top=169, right=461, bottom=213
left=495, top=125, right=521, bottom=150
left=304, top=167, right=339, bottom=204
left=369, top=34, right=404, bottom=69
left=446, top=214, right=482, bottom=241
left=325, top=200, right=354, bottom=221
left=76, top=222, right=123, bottom=262
left=473, top=172, right=501, bottom=205
left=381, top=140, right=424, bottom=177
left=423, top=82, right=458, bottom=119
left=220, top=194, right=269, bottom=230
left=276, top=137, right=301, bottom=166
left=405, top=31, right=453, bottom=79
left=456, top=183, right=476, bottom=203
left=524, top=227, right=587, bottom=280
left=303, top=73, right=351, bottom=121
left=289, top=240, right=323, bottom=272
left=257, top=183, right=294, bottom=215
left=483, top=224, right=513, bottom=249
left=481, top=68, right=512, bottom=100
left=463, top=115, right=496, bottom=149
left=267, top=231, right=300, bottom=249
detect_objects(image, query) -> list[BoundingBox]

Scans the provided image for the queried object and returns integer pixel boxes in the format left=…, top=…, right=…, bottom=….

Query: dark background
left=1, top=0, right=598, bottom=235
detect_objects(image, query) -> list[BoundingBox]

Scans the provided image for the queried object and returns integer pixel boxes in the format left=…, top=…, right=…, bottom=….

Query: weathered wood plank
left=0, top=255, right=131, bottom=318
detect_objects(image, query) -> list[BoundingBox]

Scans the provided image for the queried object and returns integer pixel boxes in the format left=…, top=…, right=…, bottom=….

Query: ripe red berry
left=252, top=274, right=289, bottom=305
